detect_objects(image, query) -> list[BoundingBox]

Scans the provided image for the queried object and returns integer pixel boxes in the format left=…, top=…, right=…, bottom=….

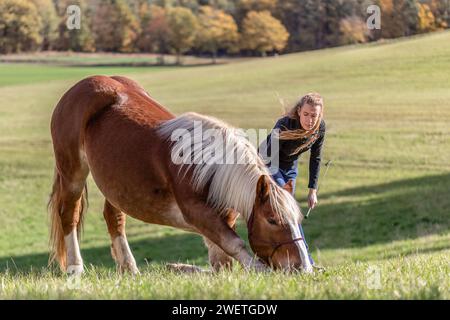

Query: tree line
left=0, top=0, right=448, bottom=63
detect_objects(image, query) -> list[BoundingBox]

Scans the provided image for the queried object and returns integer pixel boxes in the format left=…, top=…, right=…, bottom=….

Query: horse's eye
left=267, top=218, right=277, bottom=225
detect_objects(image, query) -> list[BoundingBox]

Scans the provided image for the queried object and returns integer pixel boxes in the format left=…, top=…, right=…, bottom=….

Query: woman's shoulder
left=275, top=115, right=299, bottom=130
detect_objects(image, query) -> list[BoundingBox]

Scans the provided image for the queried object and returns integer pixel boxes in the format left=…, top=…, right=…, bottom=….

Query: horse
left=48, top=75, right=313, bottom=275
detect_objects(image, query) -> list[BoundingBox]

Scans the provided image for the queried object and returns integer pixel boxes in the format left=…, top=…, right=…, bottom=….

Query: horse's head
left=248, top=175, right=313, bottom=272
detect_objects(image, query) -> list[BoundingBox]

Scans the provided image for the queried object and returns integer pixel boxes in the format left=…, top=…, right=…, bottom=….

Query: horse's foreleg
left=179, top=201, right=267, bottom=272
left=103, top=200, right=139, bottom=275
left=203, top=208, right=240, bottom=272
left=203, top=237, right=234, bottom=271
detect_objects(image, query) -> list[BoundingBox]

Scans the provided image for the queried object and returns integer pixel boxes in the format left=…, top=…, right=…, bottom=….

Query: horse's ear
left=256, top=175, right=271, bottom=203
left=283, top=179, right=294, bottom=195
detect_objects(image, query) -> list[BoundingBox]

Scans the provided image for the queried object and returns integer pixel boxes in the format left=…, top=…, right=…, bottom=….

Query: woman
left=259, top=92, right=326, bottom=265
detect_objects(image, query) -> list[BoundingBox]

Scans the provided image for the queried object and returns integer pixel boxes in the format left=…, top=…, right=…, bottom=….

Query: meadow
left=0, top=31, right=449, bottom=299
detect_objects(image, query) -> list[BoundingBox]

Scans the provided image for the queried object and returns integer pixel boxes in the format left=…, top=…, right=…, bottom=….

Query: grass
left=0, top=64, right=169, bottom=87
left=0, top=31, right=449, bottom=299
left=0, top=51, right=236, bottom=67
left=1, top=251, right=448, bottom=299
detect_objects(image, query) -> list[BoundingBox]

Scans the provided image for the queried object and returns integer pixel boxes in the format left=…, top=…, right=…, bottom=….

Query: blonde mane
left=157, top=112, right=301, bottom=224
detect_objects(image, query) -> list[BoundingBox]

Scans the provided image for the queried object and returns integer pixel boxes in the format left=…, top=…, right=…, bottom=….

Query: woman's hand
left=308, top=188, right=318, bottom=209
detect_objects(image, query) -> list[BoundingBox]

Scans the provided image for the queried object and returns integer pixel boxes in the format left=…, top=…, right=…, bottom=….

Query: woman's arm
left=308, top=121, right=326, bottom=207
left=308, top=120, right=326, bottom=189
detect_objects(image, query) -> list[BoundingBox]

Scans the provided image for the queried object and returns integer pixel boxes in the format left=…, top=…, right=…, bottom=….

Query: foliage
left=339, top=15, right=369, bottom=45
left=91, top=0, right=141, bottom=52
left=0, top=0, right=43, bottom=53
left=30, top=0, right=58, bottom=51
left=417, top=3, right=437, bottom=33
left=195, top=6, right=239, bottom=62
left=53, top=0, right=95, bottom=52
left=166, top=6, right=199, bottom=64
left=241, top=10, right=289, bottom=56
left=1, top=1, right=450, bottom=71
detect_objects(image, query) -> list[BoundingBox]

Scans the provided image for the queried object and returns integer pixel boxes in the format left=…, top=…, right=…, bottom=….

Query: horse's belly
left=83, top=108, right=192, bottom=231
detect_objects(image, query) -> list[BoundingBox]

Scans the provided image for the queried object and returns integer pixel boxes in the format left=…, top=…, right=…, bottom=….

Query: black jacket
left=260, top=116, right=326, bottom=189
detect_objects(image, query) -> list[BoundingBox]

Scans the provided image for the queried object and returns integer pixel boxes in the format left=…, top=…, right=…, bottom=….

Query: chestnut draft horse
left=48, top=75, right=313, bottom=275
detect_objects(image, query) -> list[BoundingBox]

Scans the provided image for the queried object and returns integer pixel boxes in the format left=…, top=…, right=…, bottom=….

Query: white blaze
left=289, top=223, right=313, bottom=273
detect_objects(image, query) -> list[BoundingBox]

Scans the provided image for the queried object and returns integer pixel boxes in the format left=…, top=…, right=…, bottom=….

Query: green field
left=0, top=31, right=449, bottom=299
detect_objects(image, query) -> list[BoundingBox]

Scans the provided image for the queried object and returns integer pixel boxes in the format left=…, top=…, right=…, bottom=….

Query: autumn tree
left=138, top=5, right=171, bottom=64
left=237, top=0, right=277, bottom=12
left=136, top=1, right=153, bottom=52
left=31, top=0, right=58, bottom=50
left=241, top=10, right=289, bottom=56
left=339, top=16, right=368, bottom=45
left=417, top=3, right=437, bottom=33
left=376, top=0, right=421, bottom=39
left=160, top=0, right=201, bottom=13
left=54, top=0, right=95, bottom=52
left=425, top=0, right=449, bottom=29
left=0, top=0, right=43, bottom=53
left=91, top=0, right=140, bottom=52
left=235, top=0, right=277, bottom=24
left=200, top=0, right=237, bottom=14
left=166, top=6, right=199, bottom=64
left=275, top=0, right=324, bottom=51
left=195, top=6, right=239, bottom=63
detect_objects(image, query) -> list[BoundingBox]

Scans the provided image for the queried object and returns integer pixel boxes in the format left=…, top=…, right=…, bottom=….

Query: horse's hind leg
left=103, top=200, right=139, bottom=275
left=62, top=184, right=86, bottom=275
left=49, top=168, right=88, bottom=275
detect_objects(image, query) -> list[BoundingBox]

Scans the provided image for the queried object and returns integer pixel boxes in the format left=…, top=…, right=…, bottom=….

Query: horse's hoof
left=67, top=264, right=84, bottom=276
left=249, top=260, right=269, bottom=272
left=302, top=265, right=314, bottom=274
left=129, top=266, right=140, bottom=275
left=118, top=262, right=140, bottom=275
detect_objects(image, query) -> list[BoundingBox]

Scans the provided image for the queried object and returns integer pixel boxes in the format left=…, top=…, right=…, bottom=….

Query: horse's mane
left=157, top=112, right=301, bottom=224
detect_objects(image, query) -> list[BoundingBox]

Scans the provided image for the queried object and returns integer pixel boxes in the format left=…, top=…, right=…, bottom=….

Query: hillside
left=0, top=31, right=449, bottom=299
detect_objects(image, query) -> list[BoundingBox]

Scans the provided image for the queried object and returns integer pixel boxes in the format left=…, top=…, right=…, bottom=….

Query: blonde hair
left=277, top=92, right=324, bottom=155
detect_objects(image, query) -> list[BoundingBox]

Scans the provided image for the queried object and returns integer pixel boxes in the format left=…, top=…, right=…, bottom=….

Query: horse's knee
left=204, top=237, right=235, bottom=271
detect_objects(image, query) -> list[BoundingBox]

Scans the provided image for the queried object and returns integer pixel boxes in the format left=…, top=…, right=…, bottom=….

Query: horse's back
left=51, top=75, right=174, bottom=134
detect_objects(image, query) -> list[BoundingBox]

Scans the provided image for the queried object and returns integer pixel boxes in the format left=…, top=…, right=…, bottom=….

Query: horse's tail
left=48, top=168, right=89, bottom=270
left=48, top=169, right=64, bottom=269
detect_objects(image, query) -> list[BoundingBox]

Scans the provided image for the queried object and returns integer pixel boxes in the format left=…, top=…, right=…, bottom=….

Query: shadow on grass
left=303, top=173, right=450, bottom=250
left=365, top=242, right=450, bottom=262
left=1, top=173, right=449, bottom=273
left=0, top=232, right=209, bottom=273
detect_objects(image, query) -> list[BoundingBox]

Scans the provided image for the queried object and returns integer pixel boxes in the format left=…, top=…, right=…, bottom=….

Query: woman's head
left=296, top=93, right=323, bottom=131
left=278, top=93, right=324, bottom=154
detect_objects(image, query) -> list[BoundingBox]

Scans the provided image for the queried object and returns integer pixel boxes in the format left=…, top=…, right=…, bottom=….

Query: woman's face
left=298, top=103, right=321, bottom=130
